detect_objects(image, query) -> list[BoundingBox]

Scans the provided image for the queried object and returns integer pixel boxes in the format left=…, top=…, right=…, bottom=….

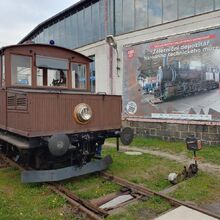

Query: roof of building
left=19, top=0, right=97, bottom=44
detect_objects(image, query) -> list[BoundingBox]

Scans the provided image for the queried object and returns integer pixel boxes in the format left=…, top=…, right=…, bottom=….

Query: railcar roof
left=0, top=43, right=92, bottom=62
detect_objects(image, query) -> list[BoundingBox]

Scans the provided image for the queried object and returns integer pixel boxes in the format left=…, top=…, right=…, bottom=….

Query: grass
left=170, top=172, right=220, bottom=204
left=0, top=167, right=77, bottom=220
left=0, top=140, right=220, bottom=220
left=106, top=137, right=185, bottom=153
left=192, top=147, right=220, bottom=165
left=103, top=148, right=182, bottom=191
left=64, top=174, right=121, bottom=200
left=106, top=137, right=220, bottom=165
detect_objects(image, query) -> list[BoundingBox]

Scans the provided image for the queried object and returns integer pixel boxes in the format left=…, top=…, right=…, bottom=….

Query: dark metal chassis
left=0, top=128, right=120, bottom=182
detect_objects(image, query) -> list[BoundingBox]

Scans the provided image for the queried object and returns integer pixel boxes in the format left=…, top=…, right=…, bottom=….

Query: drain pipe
left=109, top=46, right=113, bottom=95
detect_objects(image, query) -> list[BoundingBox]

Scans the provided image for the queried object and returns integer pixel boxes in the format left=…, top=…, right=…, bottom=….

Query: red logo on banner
left=128, top=49, right=135, bottom=59
left=151, top=34, right=216, bottom=49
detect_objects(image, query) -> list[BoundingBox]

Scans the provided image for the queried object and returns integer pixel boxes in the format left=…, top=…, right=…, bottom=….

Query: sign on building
left=123, top=28, right=220, bottom=121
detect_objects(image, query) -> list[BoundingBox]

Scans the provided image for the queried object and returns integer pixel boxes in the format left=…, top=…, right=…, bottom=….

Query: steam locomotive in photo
left=0, top=43, right=133, bottom=183
left=154, top=60, right=219, bottom=101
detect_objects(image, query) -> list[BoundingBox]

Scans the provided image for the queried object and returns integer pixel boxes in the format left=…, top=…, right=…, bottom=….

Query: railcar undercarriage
left=0, top=129, right=124, bottom=183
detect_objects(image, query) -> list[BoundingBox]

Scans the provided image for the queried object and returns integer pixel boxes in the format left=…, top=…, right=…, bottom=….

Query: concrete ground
left=155, top=206, right=218, bottom=220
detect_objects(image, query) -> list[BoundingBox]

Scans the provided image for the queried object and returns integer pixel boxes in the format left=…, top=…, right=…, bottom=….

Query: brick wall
left=123, top=119, right=220, bottom=145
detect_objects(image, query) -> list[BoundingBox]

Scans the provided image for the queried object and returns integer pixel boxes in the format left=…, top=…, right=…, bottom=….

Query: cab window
left=36, top=55, right=68, bottom=87
left=71, top=63, right=87, bottom=89
left=11, top=55, right=32, bottom=86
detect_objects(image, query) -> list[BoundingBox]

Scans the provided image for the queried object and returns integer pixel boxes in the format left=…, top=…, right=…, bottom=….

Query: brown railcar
left=0, top=44, right=131, bottom=183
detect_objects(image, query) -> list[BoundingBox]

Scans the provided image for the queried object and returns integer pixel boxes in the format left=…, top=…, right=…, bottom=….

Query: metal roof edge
left=19, top=0, right=95, bottom=44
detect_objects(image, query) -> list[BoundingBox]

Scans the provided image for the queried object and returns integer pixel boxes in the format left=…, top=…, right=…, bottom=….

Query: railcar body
left=0, top=44, right=130, bottom=183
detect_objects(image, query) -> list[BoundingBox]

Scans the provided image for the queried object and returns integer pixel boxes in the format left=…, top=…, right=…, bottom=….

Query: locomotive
left=154, top=60, right=219, bottom=101
left=0, top=43, right=133, bottom=183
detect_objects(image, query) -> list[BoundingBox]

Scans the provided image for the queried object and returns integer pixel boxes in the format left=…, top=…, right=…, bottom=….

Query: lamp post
left=105, top=35, right=120, bottom=77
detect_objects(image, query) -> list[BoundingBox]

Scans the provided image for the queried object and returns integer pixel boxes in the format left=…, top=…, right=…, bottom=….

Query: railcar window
left=11, top=55, right=32, bottom=86
left=36, top=56, right=68, bottom=87
left=37, top=68, right=67, bottom=87
left=71, top=63, right=87, bottom=89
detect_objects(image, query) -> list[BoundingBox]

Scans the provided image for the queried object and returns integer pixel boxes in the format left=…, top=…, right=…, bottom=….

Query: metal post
left=116, top=137, right=119, bottom=151
left=193, top=150, right=197, bottom=166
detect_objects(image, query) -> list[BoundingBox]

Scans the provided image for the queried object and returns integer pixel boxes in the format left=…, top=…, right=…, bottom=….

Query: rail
left=1, top=153, right=220, bottom=220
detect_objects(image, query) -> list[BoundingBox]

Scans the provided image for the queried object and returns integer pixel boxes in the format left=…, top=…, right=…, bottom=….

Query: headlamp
left=74, top=103, right=92, bottom=124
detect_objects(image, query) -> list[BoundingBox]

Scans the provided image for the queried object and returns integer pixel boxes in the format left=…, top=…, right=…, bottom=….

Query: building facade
left=20, top=0, right=220, bottom=143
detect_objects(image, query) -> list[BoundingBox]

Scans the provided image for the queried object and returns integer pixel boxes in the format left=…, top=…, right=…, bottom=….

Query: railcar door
left=0, top=55, right=6, bottom=129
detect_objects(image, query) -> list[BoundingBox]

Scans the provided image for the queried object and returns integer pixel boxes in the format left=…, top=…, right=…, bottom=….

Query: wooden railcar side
left=5, top=90, right=121, bottom=137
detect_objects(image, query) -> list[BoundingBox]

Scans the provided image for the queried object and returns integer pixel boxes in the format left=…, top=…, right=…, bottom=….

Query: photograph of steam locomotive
left=0, top=43, right=133, bottom=183
left=140, top=55, right=219, bottom=102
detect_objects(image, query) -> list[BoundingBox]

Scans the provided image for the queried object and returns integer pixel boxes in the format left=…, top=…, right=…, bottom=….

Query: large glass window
left=163, top=0, right=177, bottom=23
left=123, top=0, right=134, bottom=32
left=107, top=0, right=113, bottom=35
left=71, top=63, right=87, bottom=89
left=99, top=0, right=106, bottom=39
left=47, top=26, right=54, bottom=44
left=215, top=0, right=220, bottom=9
left=135, top=0, right=148, bottom=30
left=36, top=56, right=68, bottom=87
left=25, top=0, right=220, bottom=49
left=115, top=0, right=123, bottom=34
left=65, top=17, right=72, bottom=48
left=89, top=55, right=95, bottom=93
left=195, top=0, right=214, bottom=14
left=70, top=14, right=78, bottom=48
left=148, top=0, right=162, bottom=26
left=92, top=2, right=100, bottom=41
left=38, top=31, right=44, bottom=43
left=179, top=0, right=195, bottom=18
left=11, top=55, right=32, bottom=86
left=52, top=23, right=59, bottom=46
left=77, top=10, right=85, bottom=47
left=42, top=28, right=50, bottom=45
left=84, top=5, right=92, bottom=44
left=58, top=19, right=66, bottom=47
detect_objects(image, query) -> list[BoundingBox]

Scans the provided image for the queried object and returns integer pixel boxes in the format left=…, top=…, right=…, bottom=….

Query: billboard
left=123, top=28, right=220, bottom=121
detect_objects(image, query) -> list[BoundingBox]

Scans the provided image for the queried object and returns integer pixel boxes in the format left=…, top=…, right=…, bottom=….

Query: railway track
left=1, top=153, right=220, bottom=220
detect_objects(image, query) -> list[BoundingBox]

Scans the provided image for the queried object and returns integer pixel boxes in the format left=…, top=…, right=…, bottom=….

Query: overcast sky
left=0, top=0, right=79, bottom=47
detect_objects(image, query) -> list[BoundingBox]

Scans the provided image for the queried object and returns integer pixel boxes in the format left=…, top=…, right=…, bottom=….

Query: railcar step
left=21, top=155, right=113, bottom=183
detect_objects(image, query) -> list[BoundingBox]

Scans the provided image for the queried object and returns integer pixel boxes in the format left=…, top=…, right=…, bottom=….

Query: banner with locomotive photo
left=123, top=28, right=220, bottom=121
